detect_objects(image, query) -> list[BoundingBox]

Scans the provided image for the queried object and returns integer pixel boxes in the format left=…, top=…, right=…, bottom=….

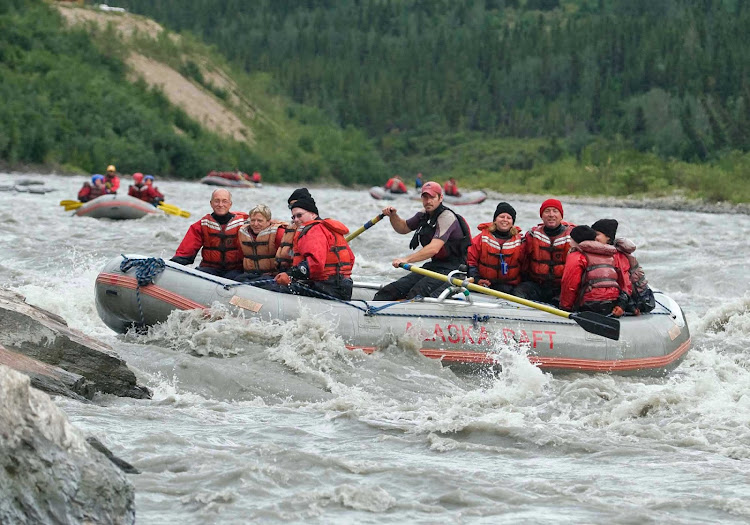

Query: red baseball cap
left=421, top=181, right=443, bottom=197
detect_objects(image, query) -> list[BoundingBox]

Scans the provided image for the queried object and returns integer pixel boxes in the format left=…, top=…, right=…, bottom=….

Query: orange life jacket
left=238, top=221, right=285, bottom=273
left=526, top=222, right=575, bottom=286
left=198, top=212, right=247, bottom=270
left=275, top=224, right=296, bottom=271
left=292, top=219, right=354, bottom=280
left=475, top=223, right=524, bottom=286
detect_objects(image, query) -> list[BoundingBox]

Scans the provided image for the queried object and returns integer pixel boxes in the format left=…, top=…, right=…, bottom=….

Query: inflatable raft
left=95, top=255, right=691, bottom=376
left=74, top=195, right=158, bottom=220
left=200, top=171, right=261, bottom=188
left=369, top=186, right=487, bottom=205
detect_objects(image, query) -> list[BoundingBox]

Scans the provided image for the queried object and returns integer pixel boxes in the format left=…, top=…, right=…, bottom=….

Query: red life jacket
left=475, top=223, right=524, bottom=286
left=78, top=183, right=106, bottom=202
left=525, top=222, right=575, bottom=286
left=275, top=225, right=296, bottom=271
left=128, top=184, right=155, bottom=203
left=573, top=241, right=622, bottom=308
left=443, top=181, right=459, bottom=196
left=293, top=219, right=354, bottom=280
left=615, top=238, right=649, bottom=296
left=238, top=222, right=284, bottom=273
left=198, top=212, right=247, bottom=270
left=385, top=178, right=407, bottom=193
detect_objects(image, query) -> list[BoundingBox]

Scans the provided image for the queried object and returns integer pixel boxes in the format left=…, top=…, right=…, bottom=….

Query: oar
left=59, top=199, right=79, bottom=206
left=64, top=202, right=83, bottom=211
left=345, top=213, right=385, bottom=242
left=157, top=202, right=191, bottom=218
left=398, top=263, right=620, bottom=341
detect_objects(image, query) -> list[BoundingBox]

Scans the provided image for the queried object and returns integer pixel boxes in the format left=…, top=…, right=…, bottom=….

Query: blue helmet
left=91, top=174, right=105, bottom=184
left=144, top=174, right=154, bottom=181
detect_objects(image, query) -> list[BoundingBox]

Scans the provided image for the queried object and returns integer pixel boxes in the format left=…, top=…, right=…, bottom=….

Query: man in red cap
left=373, top=181, right=470, bottom=300
left=515, top=198, right=575, bottom=305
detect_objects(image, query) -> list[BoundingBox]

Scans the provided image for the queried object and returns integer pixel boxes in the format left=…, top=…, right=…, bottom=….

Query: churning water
left=2, top=173, right=749, bottom=524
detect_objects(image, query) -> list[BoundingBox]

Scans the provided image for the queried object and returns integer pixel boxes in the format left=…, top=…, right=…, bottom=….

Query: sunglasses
left=291, top=212, right=306, bottom=219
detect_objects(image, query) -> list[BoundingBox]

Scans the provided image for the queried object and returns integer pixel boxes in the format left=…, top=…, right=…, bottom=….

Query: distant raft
left=74, top=194, right=159, bottom=220
left=95, top=254, right=691, bottom=377
left=200, top=171, right=261, bottom=188
left=369, top=186, right=487, bottom=205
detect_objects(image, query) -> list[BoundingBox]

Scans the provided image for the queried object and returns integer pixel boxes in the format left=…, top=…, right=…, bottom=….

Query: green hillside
left=2, top=0, right=750, bottom=202
left=0, top=0, right=385, bottom=183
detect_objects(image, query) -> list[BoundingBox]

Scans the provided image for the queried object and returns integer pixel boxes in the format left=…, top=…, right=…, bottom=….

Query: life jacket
left=293, top=219, right=354, bottom=280
left=238, top=221, right=284, bottom=273
left=573, top=241, right=621, bottom=308
left=78, top=183, right=106, bottom=202
left=385, top=178, right=407, bottom=193
left=128, top=183, right=151, bottom=202
left=615, top=238, right=649, bottom=296
left=275, top=224, right=296, bottom=271
left=526, top=222, right=575, bottom=286
left=443, top=181, right=459, bottom=196
left=198, top=212, right=247, bottom=270
left=104, top=174, right=120, bottom=193
left=475, top=223, right=524, bottom=286
left=409, top=204, right=470, bottom=267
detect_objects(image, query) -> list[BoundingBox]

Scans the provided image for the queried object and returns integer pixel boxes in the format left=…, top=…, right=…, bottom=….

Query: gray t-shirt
left=406, top=209, right=462, bottom=244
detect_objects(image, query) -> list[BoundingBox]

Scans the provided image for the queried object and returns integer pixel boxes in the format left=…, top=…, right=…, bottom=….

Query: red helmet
left=133, top=172, right=144, bottom=184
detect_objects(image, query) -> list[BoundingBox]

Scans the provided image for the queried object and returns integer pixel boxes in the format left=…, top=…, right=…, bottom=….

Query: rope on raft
left=120, top=255, right=166, bottom=330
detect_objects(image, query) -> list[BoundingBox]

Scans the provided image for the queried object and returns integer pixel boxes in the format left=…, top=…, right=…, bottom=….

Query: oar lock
left=437, top=268, right=474, bottom=303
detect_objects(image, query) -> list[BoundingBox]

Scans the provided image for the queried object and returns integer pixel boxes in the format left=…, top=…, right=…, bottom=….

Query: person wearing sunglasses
left=272, top=189, right=355, bottom=300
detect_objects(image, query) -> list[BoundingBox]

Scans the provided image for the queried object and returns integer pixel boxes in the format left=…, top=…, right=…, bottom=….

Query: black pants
left=373, top=261, right=457, bottom=301
left=260, top=277, right=353, bottom=301
left=513, top=281, right=561, bottom=306
left=197, top=266, right=244, bottom=280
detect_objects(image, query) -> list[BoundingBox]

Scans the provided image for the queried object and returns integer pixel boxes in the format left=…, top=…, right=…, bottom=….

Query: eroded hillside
left=55, top=3, right=255, bottom=144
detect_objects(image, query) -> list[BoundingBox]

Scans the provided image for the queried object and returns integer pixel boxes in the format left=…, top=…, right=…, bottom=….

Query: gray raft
left=74, top=194, right=159, bottom=220
left=95, top=255, right=691, bottom=376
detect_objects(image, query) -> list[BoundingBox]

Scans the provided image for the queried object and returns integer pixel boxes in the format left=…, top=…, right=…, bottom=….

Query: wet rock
left=0, top=345, right=95, bottom=401
left=0, top=289, right=151, bottom=399
left=0, top=365, right=136, bottom=524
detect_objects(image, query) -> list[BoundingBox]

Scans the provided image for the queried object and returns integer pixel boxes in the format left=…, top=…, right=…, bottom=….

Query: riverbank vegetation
left=2, top=0, right=749, bottom=202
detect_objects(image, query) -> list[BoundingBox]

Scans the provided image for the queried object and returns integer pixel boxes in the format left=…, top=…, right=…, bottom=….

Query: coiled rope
left=119, top=255, right=166, bottom=329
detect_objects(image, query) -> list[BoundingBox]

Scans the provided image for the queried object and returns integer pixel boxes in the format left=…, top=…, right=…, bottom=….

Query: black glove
left=288, top=260, right=310, bottom=280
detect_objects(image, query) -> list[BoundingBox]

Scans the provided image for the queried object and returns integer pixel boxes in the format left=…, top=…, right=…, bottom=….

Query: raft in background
left=95, top=255, right=691, bottom=377
left=369, top=186, right=487, bottom=205
left=73, top=194, right=159, bottom=220
left=200, top=171, right=262, bottom=188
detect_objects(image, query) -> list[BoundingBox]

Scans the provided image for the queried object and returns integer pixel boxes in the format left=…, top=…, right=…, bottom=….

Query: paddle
left=157, top=203, right=191, bottom=218
left=59, top=199, right=79, bottom=206
left=345, top=213, right=385, bottom=242
left=398, top=263, right=620, bottom=341
left=64, top=202, right=83, bottom=211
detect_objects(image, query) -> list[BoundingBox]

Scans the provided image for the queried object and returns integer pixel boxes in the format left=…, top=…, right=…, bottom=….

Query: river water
left=2, top=173, right=749, bottom=524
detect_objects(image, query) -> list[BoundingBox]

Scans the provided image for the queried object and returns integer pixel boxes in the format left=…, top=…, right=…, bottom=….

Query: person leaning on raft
left=467, top=202, right=525, bottom=295
left=235, top=204, right=291, bottom=282
left=591, top=218, right=656, bottom=314
left=514, top=198, right=575, bottom=306
left=272, top=190, right=355, bottom=301
left=77, top=174, right=106, bottom=203
left=559, top=225, right=631, bottom=316
left=170, top=188, right=248, bottom=279
left=373, top=181, right=470, bottom=301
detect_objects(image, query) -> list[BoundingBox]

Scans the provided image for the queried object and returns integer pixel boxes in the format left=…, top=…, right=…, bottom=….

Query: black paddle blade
left=570, top=311, right=620, bottom=340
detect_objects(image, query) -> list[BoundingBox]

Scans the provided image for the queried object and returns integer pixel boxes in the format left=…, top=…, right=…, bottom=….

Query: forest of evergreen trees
left=0, top=0, right=385, bottom=182
left=112, top=0, right=750, bottom=162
